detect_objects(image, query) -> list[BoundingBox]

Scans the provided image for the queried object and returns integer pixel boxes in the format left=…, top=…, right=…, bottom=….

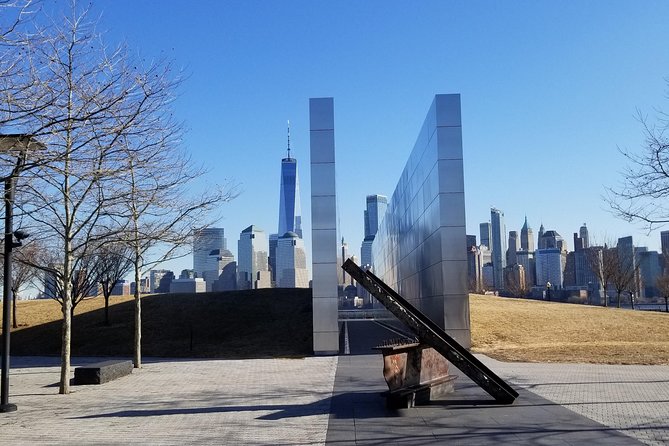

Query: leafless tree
left=3, top=3, right=197, bottom=393
left=111, top=134, right=236, bottom=368
left=609, top=246, right=639, bottom=309
left=657, top=273, right=669, bottom=312
left=586, top=245, right=618, bottom=307
left=606, top=82, right=669, bottom=230
left=0, top=238, right=40, bottom=328
left=10, top=241, right=39, bottom=328
left=95, top=242, right=132, bottom=326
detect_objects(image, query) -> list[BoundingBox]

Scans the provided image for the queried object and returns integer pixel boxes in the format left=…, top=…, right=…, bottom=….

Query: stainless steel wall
left=309, top=97, right=340, bottom=354
left=372, top=94, right=470, bottom=347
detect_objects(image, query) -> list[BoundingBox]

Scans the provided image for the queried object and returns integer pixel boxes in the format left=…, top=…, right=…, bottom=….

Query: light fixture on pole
left=0, top=134, right=43, bottom=413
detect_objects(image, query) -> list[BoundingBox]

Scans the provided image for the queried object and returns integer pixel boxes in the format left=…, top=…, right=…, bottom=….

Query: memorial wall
left=372, top=94, right=470, bottom=347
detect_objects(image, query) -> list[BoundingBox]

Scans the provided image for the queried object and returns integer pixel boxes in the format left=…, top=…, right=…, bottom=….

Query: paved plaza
left=0, top=356, right=338, bottom=445
left=0, top=350, right=668, bottom=445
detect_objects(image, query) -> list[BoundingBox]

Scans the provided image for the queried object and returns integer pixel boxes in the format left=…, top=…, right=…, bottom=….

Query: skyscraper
left=537, top=223, right=545, bottom=249
left=490, top=207, right=507, bottom=290
left=364, top=195, right=388, bottom=238
left=237, top=225, right=271, bottom=290
left=193, top=227, right=227, bottom=277
left=579, top=223, right=589, bottom=249
left=507, top=230, right=519, bottom=266
left=276, top=231, right=309, bottom=288
left=360, top=194, right=388, bottom=267
left=277, top=123, right=302, bottom=238
left=520, top=216, right=534, bottom=252
left=661, top=230, right=669, bottom=255
left=479, top=222, right=492, bottom=249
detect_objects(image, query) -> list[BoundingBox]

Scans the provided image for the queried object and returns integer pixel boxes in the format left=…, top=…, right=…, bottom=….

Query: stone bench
left=73, top=360, right=133, bottom=385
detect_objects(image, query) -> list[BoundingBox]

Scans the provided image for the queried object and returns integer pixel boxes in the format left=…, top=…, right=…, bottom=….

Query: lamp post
left=0, top=134, right=42, bottom=413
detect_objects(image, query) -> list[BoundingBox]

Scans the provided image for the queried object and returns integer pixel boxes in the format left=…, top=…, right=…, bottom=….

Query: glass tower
left=491, top=207, right=507, bottom=290
left=278, top=123, right=302, bottom=238
left=193, top=227, right=227, bottom=276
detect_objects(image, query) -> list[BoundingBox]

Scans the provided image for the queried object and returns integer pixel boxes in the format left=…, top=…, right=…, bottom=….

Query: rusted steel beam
left=343, top=259, right=518, bottom=404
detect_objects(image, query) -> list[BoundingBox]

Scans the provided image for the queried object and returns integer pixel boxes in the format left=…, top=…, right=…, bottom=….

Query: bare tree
left=606, top=82, right=669, bottom=230
left=96, top=242, right=132, bottom=326
left=7, top=3, right=187, bottom=394
left=114, top=136, right=236, bottom=369
left=609, top=246, right=638, bottom=309
left=657, top=273, right=669, bottom=312
left=586, top=245, right=619, bottom=307
left=10, top=240, right=39, bottom=328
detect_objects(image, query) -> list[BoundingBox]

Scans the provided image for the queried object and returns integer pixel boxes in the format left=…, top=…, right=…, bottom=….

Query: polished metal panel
left=437, top=126, right=463, bottom=160
left=311, top=195, right=337, bottom=230
left=435, top=94, right=462, bottom=128
left=312, top=262, right=339, bottom=297
left=437, top=160, right=465, bottom=193
left=312, top=297, right=339, bottom=332
left=310, top=163, right=337, bottom=196
left=309, top=98, right=334, bottom=130
left=372, top=94, right=470, bottom=348
left=311, top=229, right=337, bottom=264
left=312, top=331, right=339, bottom=353
left=309, top=131, right=336, bottom=163
left=310, top=97, right=339, bottom=354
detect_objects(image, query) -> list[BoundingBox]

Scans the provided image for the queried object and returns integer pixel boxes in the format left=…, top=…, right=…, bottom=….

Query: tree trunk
left=665, top=297, right=668, bottom=313
left=60, top=251, right=72, bottom=394
left=133, top=259, right=141, bottom=368
left=617, top=291, right=622, bottom=308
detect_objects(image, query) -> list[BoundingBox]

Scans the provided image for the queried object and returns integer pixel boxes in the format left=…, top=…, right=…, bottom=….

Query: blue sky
left=40, top=1, right=669, bottom=274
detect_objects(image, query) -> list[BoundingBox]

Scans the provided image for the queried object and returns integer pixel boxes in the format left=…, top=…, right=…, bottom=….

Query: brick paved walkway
left=479, top=355, right=669, bottom=446
left=0, top=356, right=338, bottom=445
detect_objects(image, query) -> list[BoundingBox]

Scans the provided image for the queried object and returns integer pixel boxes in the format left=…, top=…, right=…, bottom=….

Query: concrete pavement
left=0, top=333, right=668, bottom=445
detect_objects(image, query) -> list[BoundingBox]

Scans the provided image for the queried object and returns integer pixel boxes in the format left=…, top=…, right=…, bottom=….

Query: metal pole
left=1, top=175, right=16, bottom=412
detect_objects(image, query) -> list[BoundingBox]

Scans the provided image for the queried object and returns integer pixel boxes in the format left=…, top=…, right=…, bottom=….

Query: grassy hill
left=2, top=289, right=313, bottom=358
left=470, top=294, right=669, bottom=364
left=3, top=291, right=669, bottom=364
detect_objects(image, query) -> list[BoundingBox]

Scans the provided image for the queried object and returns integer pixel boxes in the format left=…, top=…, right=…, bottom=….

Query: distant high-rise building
left=193, top=227, right=227, bottom=276
left=573, top=232, right=584, bottom=251
left=179, top=269, right=197, bottom=279
left=269, top=233, right=279, bottom=283
left=535, top=248, right=566, bottom=289
left=203, top=250, right=235, bottom=292
left=238, top=225, right=271, bottom=290
left=364, top=195, right=388, bottom=238
left=579, top=223, right=589, bottom=249
left=276, top=231, right=309, bottom=288
left=277, top=123, right=302, bottom=238
left=149, top=269, right=174, bottom=293
left=360, top=194, right=388, bottom=268
left=213, top=258, right=237, bottom=292
left=507, top=231, right=519, bottom=266
left=490, top=207, right=507, bottom=290
left=480, top=222, right=492, bottom=249
left=638, top=250, right=661, bottom=298
left=537, top=223, right=546, bottom=249
left=516, top=250, right=536, bottom=288
left=540, top=230, right=566, bottom=252
left=661, top=231, right=669, bottom=256
left=617, top=236, right=637, bottom=293
left=520, top=216, right=534, bottom=252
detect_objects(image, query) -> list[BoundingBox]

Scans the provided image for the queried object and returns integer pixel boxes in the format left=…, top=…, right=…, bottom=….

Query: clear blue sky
left=41, top=1, right=669, bottom=274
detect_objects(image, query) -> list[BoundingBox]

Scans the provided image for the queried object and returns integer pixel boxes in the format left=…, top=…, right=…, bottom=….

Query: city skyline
left=39, top=1, right=669, bottom=276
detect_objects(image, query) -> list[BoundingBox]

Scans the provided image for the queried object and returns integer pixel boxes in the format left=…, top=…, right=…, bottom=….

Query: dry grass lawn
left=4, top=291, right=669, bottom=364
left=471, top=293, right=669, bottom=365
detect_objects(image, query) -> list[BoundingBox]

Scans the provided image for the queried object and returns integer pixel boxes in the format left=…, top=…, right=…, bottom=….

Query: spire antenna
left=287, top=120, right=291, bottom=159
